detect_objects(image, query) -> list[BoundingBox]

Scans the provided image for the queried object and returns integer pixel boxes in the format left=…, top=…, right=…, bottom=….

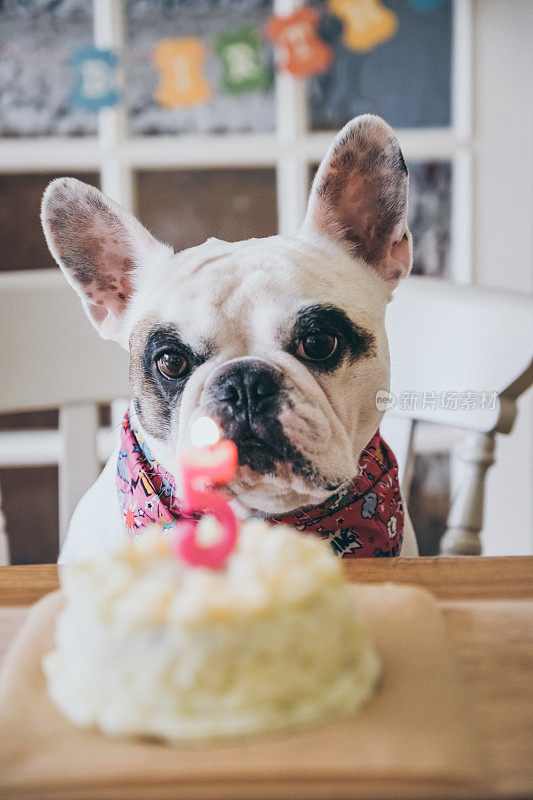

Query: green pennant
left=215, top=27, right=272, bottom=95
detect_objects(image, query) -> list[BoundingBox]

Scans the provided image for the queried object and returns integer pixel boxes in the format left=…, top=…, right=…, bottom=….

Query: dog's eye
left=296, top=333, right=338, bottom=361
left=156, top=352, right=190, bottom=379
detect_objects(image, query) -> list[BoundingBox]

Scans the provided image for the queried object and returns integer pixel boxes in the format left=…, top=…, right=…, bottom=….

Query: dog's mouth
left=232, top=430, right=284, bottom=473
left=225, top=425, right=341, bottom=495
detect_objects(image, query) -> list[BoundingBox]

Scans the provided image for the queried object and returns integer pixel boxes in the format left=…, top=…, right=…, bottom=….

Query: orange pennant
left=265, top=7, right=333, bottom=78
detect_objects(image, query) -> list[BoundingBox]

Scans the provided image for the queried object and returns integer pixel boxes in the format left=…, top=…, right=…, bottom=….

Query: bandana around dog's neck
left=117, top=410, right=404, bottom=558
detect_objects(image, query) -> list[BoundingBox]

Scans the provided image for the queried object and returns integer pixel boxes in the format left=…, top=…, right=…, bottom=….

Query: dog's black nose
left=214, top=362, right=281, bottom=419
left=208, top=360, right=286, bottom=473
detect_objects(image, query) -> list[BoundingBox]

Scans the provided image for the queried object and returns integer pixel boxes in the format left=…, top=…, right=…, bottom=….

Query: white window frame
left=0, top=0, right=473, bottom=285
left=0, top=0, right=487, bottom=554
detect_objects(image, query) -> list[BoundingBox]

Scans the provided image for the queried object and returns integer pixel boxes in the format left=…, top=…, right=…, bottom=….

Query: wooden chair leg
left=0, top=484, right=10, bottom=565
left=440, top=431, right=496, bottom=556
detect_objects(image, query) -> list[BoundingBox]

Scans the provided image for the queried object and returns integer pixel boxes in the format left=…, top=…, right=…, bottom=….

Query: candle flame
left=190, top=416, right=221, bottom=448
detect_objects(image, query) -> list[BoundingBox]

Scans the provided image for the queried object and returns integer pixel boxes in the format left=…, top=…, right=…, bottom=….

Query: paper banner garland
left=67, top=2, right=405, bottom=114
left=71, top=46, right=119, bottom=111
left=265, top=7, right=333, bottom=78
left=328, top=0, right=398, bottom=53
left=152, top=38, right=212, bottom=108
left=215, top=27, right=271, bottom=95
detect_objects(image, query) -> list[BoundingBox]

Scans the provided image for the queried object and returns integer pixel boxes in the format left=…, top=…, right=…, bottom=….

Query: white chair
left=381, top=276, right=533, bottom=555
left=0, top=271, right=531, bottom=563
left=0, top=269, right=129, bottom=564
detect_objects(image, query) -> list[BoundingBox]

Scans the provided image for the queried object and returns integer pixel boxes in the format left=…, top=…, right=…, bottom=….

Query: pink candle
left=173, top=417, right=239, bottom=569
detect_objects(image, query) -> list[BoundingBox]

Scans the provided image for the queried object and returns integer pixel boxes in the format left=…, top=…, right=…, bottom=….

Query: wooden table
left=1, top=556, right=532, bottom=799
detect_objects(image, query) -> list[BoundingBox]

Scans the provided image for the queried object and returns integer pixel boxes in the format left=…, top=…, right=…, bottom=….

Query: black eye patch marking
left=287, top=304, right=376, bottom=372
left=129, top=322, right=209, bottom=439
left=142, top=327, right=206, bottom=396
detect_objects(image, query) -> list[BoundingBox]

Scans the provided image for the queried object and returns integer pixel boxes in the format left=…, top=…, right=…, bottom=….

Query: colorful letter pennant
left=152, top=38, right=212, bottom=108
left=328, top=0, right=398, bottom=53
left=71, top=46, right=119, bottom=111
left=215, top=27, right=272, bottom=95
left=265, top=7, right=333, bottom=78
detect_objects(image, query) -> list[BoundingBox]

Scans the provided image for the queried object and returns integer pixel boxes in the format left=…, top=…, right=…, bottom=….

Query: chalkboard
left=0, top=0, right=96, bottom=137
left=309, top=0, right=452, bottom=130
left=0, top=0, right=451, bottom=137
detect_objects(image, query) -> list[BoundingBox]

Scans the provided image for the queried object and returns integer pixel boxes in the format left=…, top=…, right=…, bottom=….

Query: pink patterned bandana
left=117, top=411, right=404, bottom=558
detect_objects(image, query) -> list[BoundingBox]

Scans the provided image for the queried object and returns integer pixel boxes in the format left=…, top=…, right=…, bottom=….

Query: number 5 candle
left=173, top=417, right=239, bottom=569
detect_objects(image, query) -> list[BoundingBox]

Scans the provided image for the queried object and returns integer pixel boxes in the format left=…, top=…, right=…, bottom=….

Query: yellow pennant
left=152, top=37, right=212, bottom=108
left=329, top=0, right=398, bottom=52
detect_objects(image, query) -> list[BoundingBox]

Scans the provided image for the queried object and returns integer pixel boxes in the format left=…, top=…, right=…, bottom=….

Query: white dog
left=41, top=114, right=418, bottom=562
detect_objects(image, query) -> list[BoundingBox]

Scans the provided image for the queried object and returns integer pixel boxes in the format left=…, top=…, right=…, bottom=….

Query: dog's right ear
left=41, top=178, right=172, bottom=342
left=301, top=115, right=412, bottom=293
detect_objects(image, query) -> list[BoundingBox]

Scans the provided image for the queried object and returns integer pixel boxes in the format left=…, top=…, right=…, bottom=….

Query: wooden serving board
left=0, top=585, right=487, bottom=800
left=1, top=557, right=532, bottom=798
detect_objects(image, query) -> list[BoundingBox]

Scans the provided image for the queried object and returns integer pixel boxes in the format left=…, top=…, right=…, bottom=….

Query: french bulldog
left=41, top=114, right=418, bottom=563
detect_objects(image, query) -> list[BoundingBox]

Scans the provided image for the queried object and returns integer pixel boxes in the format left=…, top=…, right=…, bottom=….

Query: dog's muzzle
left=206, top=359, right=286, bottom=471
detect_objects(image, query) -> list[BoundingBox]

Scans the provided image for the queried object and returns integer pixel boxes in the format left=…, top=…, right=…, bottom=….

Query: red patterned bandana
left=117, top=411, right=404, bottom=558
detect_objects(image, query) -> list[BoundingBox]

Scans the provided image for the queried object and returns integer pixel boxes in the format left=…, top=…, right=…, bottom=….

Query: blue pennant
left=71, top=45, right=119, bottom=111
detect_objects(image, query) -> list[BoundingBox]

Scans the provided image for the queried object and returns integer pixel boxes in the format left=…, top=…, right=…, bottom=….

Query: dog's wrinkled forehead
left=127, top=234, right=388, bottom=353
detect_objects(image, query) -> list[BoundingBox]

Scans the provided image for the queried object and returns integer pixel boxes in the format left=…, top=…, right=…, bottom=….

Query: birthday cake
left=43, top=521, right=381, bottom=742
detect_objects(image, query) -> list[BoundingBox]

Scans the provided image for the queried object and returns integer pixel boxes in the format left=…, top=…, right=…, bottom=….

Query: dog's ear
left=41, top=178, right=172, bottom=341
left=302, top=114, right=412, bottom=289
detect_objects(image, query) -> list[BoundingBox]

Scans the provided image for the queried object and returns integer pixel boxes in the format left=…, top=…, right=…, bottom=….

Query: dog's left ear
left=302, top=114, right=412, bottom=290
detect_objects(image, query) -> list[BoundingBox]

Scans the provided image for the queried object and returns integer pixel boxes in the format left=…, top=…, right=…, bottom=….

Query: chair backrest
left=381, top=276, right=533, bottom=474
left=0, top=269, right=129, bottom=560
left=384, top=276, right=533, bottom=435
left=381, top=276, right=533, bottom=555
left=0, top=269, right=129, bottom=414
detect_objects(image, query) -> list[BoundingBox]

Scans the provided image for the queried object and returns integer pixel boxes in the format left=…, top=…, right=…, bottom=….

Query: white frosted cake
left=43, top=521, right=380, bottom=742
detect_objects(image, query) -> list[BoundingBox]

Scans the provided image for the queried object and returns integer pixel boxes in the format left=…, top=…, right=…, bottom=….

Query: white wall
left=473, top=0, right=533, bottom=554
